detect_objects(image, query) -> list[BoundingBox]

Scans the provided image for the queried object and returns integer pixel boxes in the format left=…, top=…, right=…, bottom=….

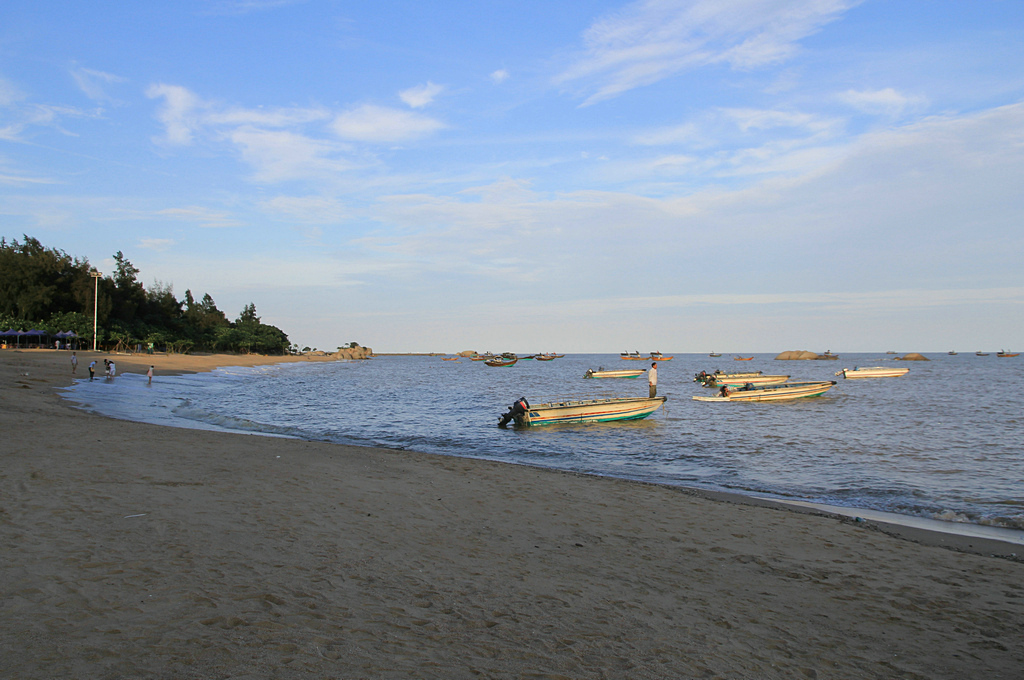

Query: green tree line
left=0, top=236, right=290, bottom=354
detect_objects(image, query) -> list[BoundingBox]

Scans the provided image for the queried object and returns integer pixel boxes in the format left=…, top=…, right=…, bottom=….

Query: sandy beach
left=3, top=350, right=1022, bottom=679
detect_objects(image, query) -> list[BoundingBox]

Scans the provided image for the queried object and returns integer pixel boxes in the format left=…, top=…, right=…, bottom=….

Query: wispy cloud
left=331, top=104, right=445, bottom=142
left=838, top=87, right=927, bottom=116
left=399, top=82, right=444, bottom=108
left=147, top=83, right=204, bottom=145
left=556, top=0, right=860, bottom=105
left=71, top=66, right=127, bottom=101
left=155, top=206, right=245, bottom=228
left=259, top=194, right=347, bottom=223
left=138, top=238, right=176, bottom=251
left=490, top=69, right=510, bottom=84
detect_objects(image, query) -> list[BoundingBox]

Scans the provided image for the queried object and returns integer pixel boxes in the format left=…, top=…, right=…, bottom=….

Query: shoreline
left=4, top=348, right=1023, bottom=678
left=51, top=349, right=1024, bottom=555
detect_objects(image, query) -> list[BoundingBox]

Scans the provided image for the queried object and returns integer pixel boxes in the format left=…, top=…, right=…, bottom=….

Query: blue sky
left=2, top=0, right=1022, bottom=352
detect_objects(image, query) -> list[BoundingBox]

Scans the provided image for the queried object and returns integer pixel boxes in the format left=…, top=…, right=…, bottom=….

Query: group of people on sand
left=72, top=352, right=153, bottom=384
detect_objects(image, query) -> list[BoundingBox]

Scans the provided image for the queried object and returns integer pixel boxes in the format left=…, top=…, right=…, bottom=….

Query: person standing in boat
left=649, top=362, right=658, bottom=398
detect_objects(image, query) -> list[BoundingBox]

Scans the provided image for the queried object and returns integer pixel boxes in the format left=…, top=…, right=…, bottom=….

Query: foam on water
left=61, top=353, right=1024, bottom=535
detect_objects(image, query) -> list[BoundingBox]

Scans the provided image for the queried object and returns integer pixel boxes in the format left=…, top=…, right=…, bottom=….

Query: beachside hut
left=1, top=329, right=23, bottom=348
left=23, top=329, right=47, bottom=348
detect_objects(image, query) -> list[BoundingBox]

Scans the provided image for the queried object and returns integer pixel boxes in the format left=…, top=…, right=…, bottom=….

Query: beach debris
left=123, top=513, right=148, bottom=519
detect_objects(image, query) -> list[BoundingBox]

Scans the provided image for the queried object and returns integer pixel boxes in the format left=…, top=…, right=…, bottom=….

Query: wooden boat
left=507, top=395, right=667, bottom=426
left=584, top=368, right=646, bottom=379
left=733, top=356, right=753, bottom=361
left=976, top=351, right=990, bottom=356
left=709, top=352, right=721, bottom=357
left=485, top=356, right=517, bottom=367
left=649, top=353, right=673, bottom=361
left=836, top=366, right=909, bottom=379
left=442, top=357, right=460, bottom=362
left=997, top=351, right=1019, bottom=358
left=694, top=370, right=789, bottom=388
left=693, top=381, right=836, bottom=402
left=535, top=354, right=556, bottom=361
left=620, top=351, right=643, bottom=359
left=948, top=351, right=957, bottom=355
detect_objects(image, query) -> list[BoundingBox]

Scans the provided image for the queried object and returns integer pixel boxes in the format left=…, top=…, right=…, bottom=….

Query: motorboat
left=498, top=395, right=666, bottom=426
left=693, top=381, right=837, bottom=402
left=584, top=368, right=646, bottom=379
left=997, top=350, right=1019, bottom=358
left=694, top=370, right=789, bottom=388
left=485, top=355, right=518, bottom=367
left=836, top=366, right=909, bottom=379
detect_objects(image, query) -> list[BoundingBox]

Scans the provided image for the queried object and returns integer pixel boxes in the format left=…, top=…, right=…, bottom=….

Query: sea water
left=61, top=353, right=1024, bottom=535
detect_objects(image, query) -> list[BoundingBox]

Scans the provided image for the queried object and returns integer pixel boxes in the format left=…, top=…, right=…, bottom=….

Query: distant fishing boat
left=733, top=356, right=753, bottom=361
left=694, top=370, right=789, bottom=388
left=442, top=357, right=459, bottom=362
left=485, top=356, right=517, bottom=367
left=836, top=366, right=909, bottom=379
left=709, top=352, right=722, bottom=357
left=535, top=354, right=556, bottom=361
left=948, top=351, right=957, bottom=355
left=584, top=368, right=646, bottom=379
left=976, top=351, right=990, bottom=356
left=498, top=395, right=666, bottom=426
left=649, top=352, right=673, bottom=361
left=997, top=350, right=1019, bottom=358
left=693, top=381, right=837, bottom=402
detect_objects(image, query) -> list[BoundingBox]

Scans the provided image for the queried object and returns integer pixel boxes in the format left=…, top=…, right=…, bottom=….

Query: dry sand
left=2, top=349, right=1022, bottom=679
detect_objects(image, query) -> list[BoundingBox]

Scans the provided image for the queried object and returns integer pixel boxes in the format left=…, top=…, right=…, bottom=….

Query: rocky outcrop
left=331, top=346, right=373, bottom=360
left=458, top=350, right=478, bottom=357
left=895, top=352, right=929, bottom=361
left=775, top=350, right=836, bottom=360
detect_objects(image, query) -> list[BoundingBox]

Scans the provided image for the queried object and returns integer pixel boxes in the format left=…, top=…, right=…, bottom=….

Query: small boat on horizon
left=584, top=368, right=646, bottom=379
left=485, top=355, right=518, bottom=367
left=997, top=350, right=1019, bottom=358
left=499, top=395, right=666, bottom=427
left=693, top=380, right=837, bottom=402
left=709, top=352, right=722, bottom=357
left=976, top=351, right=990, bottom=356
left=734, top=356, right=753, bottom=361
left=836, top=366, right=909, bottom=379
left=948, top=351, right=957, bottom=355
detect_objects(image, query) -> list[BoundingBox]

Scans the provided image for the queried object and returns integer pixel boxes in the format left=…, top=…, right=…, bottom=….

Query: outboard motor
left=498, top=397, right=530, bottom=428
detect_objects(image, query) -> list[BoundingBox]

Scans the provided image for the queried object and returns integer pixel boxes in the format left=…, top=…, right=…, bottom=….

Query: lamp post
left=90, top=271, right=102, bottom=352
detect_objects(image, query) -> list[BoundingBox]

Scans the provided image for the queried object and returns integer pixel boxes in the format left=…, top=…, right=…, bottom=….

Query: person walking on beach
left=71, top=352, right=78, bottom=374
left=147, top=366, right=153, bottom=385
left=88, top=360, right=96, bottom=381
left=649, top=361, right=658, bottom=398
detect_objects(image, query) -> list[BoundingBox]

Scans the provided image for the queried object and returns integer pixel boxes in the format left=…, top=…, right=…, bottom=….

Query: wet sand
left=3, top=349, right=1022, bottom=679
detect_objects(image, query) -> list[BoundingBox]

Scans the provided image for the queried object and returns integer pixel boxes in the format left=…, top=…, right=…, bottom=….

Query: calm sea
left=61, top=353, right=1024, bottom=537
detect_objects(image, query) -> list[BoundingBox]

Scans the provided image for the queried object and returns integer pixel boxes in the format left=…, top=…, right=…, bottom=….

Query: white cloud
left=331, top=104, right=445, bottom=142
left=399, top=82, right=444, bottom=108
left=155, top=206, right=244, bottom=228
left=146, top=83, right=203, bottom=145
left=0, top=75, right=26, bottom=107
left=490, top=69, right=510, bottom=84
left=557, top=0, right=860, bottom=105
left=228, top=127, right=355, bottom=183
left=259, top=195, right=347, bottom=223
left=138, top=238, right=176, bottom=251
left=838, top=88, right=926, bottom=116
left=71, top=66, right=127, bottom=101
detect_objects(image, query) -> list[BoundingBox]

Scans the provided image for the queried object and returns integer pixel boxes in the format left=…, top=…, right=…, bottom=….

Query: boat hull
left=695, top=371, right=789, bottom=387
left=515, top=396, right=667, bottom=426
left=693, top=381, right=836, bottom=402
left=839, top=367, right=909, bottom=379
left=584, top=369, right=646, bottom=379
